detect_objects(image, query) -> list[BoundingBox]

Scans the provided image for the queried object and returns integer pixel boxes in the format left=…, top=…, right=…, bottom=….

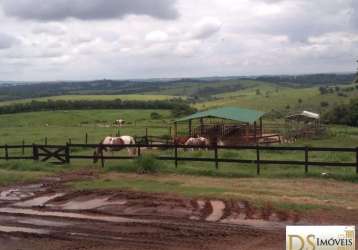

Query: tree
left=298, top=98, right=303, bottom=104
left=319, top=86, right=329, bottom=95
left=323, top=98, right=358, bottom=126
left=256, top=89, right=261, bottom=95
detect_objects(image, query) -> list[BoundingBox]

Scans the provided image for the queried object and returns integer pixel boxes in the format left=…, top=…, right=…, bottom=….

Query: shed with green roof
left=174, top=107, right=268, bottom=145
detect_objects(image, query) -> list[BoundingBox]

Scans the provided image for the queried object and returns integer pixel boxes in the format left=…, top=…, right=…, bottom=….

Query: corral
left=285, top=110, right=326, bottom=139
left=174, top=107, right=281, bottom=145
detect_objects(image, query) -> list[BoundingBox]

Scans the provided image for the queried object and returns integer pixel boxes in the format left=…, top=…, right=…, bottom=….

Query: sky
left=0, top=0, right=357, bottom=81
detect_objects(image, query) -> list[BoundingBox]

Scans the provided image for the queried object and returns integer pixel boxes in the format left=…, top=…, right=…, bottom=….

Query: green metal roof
left=176, top=107, right=265, bottom=123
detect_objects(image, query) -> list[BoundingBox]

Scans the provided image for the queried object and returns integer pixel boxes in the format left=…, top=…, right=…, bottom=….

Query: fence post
left=356, top=147, right=358, bottom=175
left=85, top=133, right=88, bottom=145
left=174, top=144, right=178, bottom=168
left=214, top=144, right=219, bottom=169
left=65, top=143, right=70, bottom=164
left=305, top=146, right=309, bottom=174
left=145, top=128, right=149, bottom=145
left=22, top=140, right=25, bottom=155
left=5, top=144, right=8, bottom=161
left=45, top=137, right=48, bottom=145
left=137, top=145, right=141, bottom=157
left=68, top=138, right=72, bottom=145
left=32, top=144, right=39, bottom=161
left=100, top=146, right=105, bottom=168
left=256, top=145, right=260, bottom=175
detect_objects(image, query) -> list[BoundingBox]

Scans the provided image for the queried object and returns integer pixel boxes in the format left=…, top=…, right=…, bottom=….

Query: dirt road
left=0, top=172, right=351, bottom=250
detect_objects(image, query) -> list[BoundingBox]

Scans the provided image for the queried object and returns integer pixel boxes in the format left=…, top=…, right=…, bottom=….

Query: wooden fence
left=0, top=143, right=357, bottom=175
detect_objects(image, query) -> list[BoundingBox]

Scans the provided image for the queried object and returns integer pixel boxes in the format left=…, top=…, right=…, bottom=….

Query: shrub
left=134, top=155, right=162, bottom=174
left=323, top=98, right=358, bottom=126
left=320, top=101, right=329, bottom=107
left=150, top=112, right=162, bottom=120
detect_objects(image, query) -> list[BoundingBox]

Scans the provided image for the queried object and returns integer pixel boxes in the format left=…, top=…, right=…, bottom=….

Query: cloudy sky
left=0, top=0, right=357, bottom=81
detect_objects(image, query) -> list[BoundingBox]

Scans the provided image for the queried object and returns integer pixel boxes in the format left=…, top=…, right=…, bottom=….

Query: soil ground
left=0, top=171, right=356, bottom=250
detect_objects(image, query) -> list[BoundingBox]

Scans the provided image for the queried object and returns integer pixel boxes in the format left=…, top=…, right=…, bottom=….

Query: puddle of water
left=197, top=200, right=205, bottom=210
left=0, top=225, right=49, bottom=234
left=70, top=232, right=125, bottom=241
left=50, top=197, right=127, bottom=210
left=0, top=190, right=34, bottom=201
left=18, top=218, right=71, bottom=228
left=220, top=218, right=285, bottom=230
left=206, top=201, right=225, bottom=222
left=0, top=184, right=46, bottom=201
left=14, top=193, right=65, bottom=207
left=0, top=207, right=151, bottom=224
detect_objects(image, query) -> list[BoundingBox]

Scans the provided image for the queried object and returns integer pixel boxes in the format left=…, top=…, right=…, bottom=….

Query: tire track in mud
left=0, top=180, right=293, bottom=249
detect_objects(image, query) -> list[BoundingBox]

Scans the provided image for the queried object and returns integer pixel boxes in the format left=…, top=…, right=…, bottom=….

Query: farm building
left=285, top=110, right=325, bottom=139
left=174, top=107, right=281, bottom=145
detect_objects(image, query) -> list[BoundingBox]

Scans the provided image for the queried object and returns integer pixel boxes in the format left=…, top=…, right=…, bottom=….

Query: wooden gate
left=33, top=145, right=70, bottom=164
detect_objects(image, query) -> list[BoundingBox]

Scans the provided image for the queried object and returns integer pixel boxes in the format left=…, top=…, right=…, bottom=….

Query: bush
left=150, top=112, right=162, bottom=120
left=134, top=155, right=162, bottom=174
left=320, top=101, right=329, bottom=107
left=323, top=98, right=358, bottom=126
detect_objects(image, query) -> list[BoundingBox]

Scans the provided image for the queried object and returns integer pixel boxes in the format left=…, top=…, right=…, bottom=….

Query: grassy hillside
left=195, top=83, right=358, bottom=113
left=0, top=94, right=178, bottom=107
left=146, top=79, right=263, bottom=97
left=0, top=109, right=172, bottom=145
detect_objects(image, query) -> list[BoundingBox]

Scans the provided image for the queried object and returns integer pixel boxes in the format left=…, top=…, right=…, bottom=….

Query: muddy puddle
left=0, top=207, right=152, bottom=224
left=49, top=196, right=127, bottom=210
left=0, top=225, right=49, bottom=234
left=14, top=193, right=65, bottom=207
left=0, top=184, right=46, bottom=202
left=0, top=179, right=298, bottom=250
left=206, top=200, right=225, bottom=222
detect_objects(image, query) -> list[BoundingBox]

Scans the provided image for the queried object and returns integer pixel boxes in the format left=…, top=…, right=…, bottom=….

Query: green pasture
left=0, top=109, right=172, bottom=145
left=195, top=84, right=358, bottom=113
left=0, top=94, right=178, bottom=107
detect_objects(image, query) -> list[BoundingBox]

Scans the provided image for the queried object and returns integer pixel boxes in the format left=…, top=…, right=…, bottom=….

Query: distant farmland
left=0, top=94, right=179, bottom=107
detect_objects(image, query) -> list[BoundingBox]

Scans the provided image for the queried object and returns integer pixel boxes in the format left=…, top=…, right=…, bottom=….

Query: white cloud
left=32, top=23, right=67, bottom=36
left=175, top=40, right=201, bottom=57
left=145, top=30, right=169, bottom=42
left=191, top=17, right=222, bottom=39
left=0, top=0, right=356, bottom=80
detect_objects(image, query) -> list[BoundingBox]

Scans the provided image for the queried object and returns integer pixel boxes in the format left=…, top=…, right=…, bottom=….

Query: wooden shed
left=285, top=110, right=325, bottom=139
left=174, top=107, right=280, bottom=145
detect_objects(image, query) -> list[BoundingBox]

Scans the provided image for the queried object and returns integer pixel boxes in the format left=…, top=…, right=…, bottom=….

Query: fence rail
left=0, top=143, right=357, bottom=175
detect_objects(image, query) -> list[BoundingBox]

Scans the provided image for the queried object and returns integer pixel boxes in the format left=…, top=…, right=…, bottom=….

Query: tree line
left=323, top=98, right=358, bottom=126
left=0, top=99, right=196, bottom=117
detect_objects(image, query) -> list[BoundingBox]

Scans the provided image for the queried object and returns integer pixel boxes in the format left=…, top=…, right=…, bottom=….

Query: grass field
left=0, top=109, right=172, bottom=145
left=0, top=94, right=178, bottom=107
left=195, top=84, right=358, bottom=113
left=0, top=81, right=357, bottom=191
